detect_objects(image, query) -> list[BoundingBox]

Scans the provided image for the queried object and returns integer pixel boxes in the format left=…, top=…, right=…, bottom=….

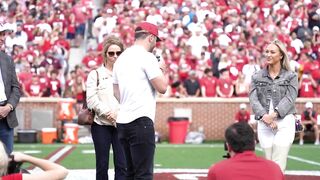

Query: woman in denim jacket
left=249, top=39, right=298, bottom=172
left=86, top=36, right=126, bottom=180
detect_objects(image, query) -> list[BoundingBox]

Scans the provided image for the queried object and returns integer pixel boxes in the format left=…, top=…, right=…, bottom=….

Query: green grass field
left=13, top=143, right=320, bottom=171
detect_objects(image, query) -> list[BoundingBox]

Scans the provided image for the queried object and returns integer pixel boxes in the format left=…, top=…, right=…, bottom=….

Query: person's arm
left=150, top=63, right=168, bottom=94
left=227, top=83, right=234, bottom=98
left=309, top=111, right=317, bottom=124
left=22, top=84, right=30, bottom=97
left=12, top=152, right=68, bottom=180
left=274, top=72, right=298, bottom=118
left=201, top=86, right=206, bottom=97
left=194, top=88, right=201, bottom=97
left=150, top=74, right=168, bottom=94
left=150, top=59, right=168, bottom=94
left=249, top=73, right=267, bottom=120
left=309, top=75, right=317, bottom=88
left=216, top=85, right=223, bottom=97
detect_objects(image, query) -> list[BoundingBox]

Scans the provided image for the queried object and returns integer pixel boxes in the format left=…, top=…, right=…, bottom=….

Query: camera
left=222, top=141, right=231, bottom=159
left=7, top=155, right=28, bottom=174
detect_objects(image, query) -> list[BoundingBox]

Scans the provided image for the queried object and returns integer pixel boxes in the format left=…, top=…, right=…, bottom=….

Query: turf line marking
left=32, top=145, right=73, bottom=172
left=157, top=144, right=224, bottom=148
left=48, top=145, right=73, bottom=162
left=55, top=146, right=77, bottom=163
left=256, top=147, right=320, bottom=166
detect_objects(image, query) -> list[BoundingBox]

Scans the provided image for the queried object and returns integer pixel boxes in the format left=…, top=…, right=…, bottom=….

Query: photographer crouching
left=207, top=122, right=284, bottom=180
left=0, top=141, right=68, bottom=180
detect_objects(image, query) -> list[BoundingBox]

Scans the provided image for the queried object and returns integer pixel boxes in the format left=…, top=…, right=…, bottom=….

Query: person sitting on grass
left=207, top=122, right=284, bottom=180
left=0, top=141, right=68, bottom=180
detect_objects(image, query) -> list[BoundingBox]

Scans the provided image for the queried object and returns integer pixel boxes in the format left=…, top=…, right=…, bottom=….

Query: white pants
left=258, top=114, right=295, bottom=172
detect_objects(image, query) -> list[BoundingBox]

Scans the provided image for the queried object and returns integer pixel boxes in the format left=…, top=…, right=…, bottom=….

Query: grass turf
left=13, top=143, right=320, bottom=170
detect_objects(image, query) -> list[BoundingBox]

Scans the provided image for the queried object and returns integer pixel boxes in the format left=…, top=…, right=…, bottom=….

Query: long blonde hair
left=270, top=39, right=292, bottom=71
left=0, top=142, right=8, bottom=176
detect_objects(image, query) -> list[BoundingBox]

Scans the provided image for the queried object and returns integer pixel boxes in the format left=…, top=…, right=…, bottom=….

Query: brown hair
left=103, top=35, right=125, bottom=62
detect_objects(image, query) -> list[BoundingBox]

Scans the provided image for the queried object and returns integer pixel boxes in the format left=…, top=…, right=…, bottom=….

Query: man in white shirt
left=113, top=21, right=167, bottom=179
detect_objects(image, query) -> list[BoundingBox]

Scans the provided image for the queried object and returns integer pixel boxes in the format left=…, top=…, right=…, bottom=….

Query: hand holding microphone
left=156, top=55, right=167, bottom=74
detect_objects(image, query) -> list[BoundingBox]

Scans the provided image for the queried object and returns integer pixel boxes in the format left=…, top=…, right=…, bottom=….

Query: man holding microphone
left=112, top=21, right=168, bottom=179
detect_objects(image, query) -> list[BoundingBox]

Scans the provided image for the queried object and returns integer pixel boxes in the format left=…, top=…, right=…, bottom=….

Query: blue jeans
left=91, top=122, right=126, bottom=180
left=0, top=118, right=13, bottom=154
left=117, top=117, right=155, bottom=180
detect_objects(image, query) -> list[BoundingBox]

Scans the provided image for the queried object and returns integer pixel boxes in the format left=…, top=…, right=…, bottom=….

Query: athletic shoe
left=299, top=140, right=304, bottom=145
left=315, top=140, right=319, bottom=145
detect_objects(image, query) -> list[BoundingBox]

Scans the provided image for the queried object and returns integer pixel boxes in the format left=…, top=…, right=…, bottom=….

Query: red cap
left=136, top=21, right=161, bottom=42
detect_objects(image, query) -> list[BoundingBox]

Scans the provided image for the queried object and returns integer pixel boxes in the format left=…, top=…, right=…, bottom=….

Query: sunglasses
left=107, top=51, right=122, bottom=57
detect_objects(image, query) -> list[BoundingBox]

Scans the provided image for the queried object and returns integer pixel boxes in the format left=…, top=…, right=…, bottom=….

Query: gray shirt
left=249, top=68, right=298, bottom=120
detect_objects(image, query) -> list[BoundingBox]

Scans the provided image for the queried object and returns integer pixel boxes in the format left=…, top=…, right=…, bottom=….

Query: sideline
left=256, top=147, right=320, bottom=167
left=62, top=169, right=320, bottom=180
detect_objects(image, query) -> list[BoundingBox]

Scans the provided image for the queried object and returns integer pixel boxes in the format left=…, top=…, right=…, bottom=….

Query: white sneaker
left=315, top=140, right=319, bottom=145
left=299, top=140, right=304, bottom=145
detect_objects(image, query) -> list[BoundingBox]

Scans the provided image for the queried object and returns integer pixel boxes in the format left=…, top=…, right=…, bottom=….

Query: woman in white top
left=86, top=36, right=126, bottom=180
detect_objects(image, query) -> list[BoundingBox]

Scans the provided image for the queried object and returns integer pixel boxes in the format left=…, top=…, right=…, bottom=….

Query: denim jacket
left=249, top=68, right=298, bottom=120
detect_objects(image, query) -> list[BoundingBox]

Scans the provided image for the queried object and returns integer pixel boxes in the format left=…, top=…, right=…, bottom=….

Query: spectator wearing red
left=22, top=15, right=36, bottom=42
left=303, top=54, right=320, bottom=81
left=23, top=74, right=45, bottom=97
left=39, top=51, right=62, bottom=70
left=200, top=68, right=217, bottom=97
left=234, top=103, right=250, bottom=123
left=71, top=75, right=86, bottom=113
left=170, top=72, right=188, bottom=98
left=72, top=1, right=88, bottom=47
left=18, top=63, right=33, bottom=86
left=48, top=70, right=61, bottom=97
left=207, top=122, right=284, bottom=180
left=54, top=32, right=70, bottom=51
left=216, top=68, right=234, bottom=98
left=39, top=30, right=53, bottom=54
left=82, top=48, right=102, bottom=69
left=37, top=67, right=49, bottom=95
left=64, top=70, right=76, bottom=98
left=49, top=9, right=67, bottom=33
left=298, top=73, right=317, bottom=97
left=299, top=102, right=319, bottom=145
left=66, top=13, right=76, bottom=45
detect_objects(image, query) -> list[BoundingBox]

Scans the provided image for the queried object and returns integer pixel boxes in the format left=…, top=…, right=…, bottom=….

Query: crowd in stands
left=0, top=0, right=320, bottom=100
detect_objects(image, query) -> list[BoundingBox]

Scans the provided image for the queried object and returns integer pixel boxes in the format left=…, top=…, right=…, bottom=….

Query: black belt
left=0, top=101, right=7, bottom=106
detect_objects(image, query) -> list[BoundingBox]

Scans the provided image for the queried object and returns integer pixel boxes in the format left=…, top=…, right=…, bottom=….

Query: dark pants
left=91, top=122, right=126, bottom=180
left=0, top=118, right=13, bottom=154
left=117, top=117, right=155, bottom=180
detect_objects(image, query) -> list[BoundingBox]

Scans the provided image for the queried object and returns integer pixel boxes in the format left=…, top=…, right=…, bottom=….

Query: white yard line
left=256, top=147, right=320, bottom=167
left=32, top=145, right=73, bottom=172
left=62, top=169, right=320, bottom=180
left=48, top=145, right=73, bottom=162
